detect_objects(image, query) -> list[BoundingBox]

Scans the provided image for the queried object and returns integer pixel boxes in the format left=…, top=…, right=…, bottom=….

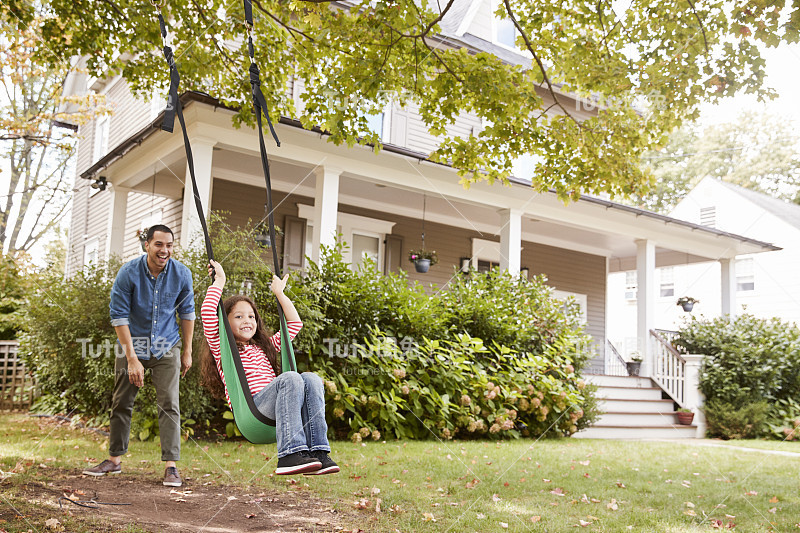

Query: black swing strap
left=153, top=3, right=277, bottom=427
left=243, top=0, right=297, bottom=373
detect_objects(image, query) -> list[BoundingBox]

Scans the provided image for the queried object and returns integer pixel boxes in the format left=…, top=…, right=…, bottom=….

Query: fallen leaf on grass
left=44, top=518, right=63, bottom=531
left=769, top=507, right=777, bottom=514
left=607, top=499, right=618, bottom=511
left=422, top=512, right=436, bottom=522
left=476, top=513, right=486, bottom=519
left=579, top=460, right=590, bottom=466
left=245, top=514, right=256, bottom=519
left=492, top=494, right=501, bottom=502
left=375, top=498, right=382, bottom=513
left=769, top=496, right=779, bottom=503
left=500, top=522, right=508, bottom=528
left=684, top=502, right=695, bottom=508
left=352, top=498, right=370, bottom=510
left=388, top=505, right=403, bottom=513
left=684, top=510, right=697, bottom=516
left=616, top=482, right=626, bottom=488
left=577, top=519, right=593, bottom=527
left=745, top=491, right=757, bottom=496
left=530, top=516, right=541, bottom=523
left=465, top=479, right=480, bottom=489
left=550, top=488, right=565, bottom=496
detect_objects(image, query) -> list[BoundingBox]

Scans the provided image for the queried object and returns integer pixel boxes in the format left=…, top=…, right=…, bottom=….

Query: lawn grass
left=2, top=413, right=799, bottom=532
left=697, top=438, right=800, bottom=453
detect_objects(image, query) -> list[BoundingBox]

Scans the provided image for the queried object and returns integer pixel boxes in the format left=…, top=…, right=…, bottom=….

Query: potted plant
left=408, top=249, right=438, bottom=273
left=626, top=353, right=643, bottom=376
left=136, top=227, right=149, bottom=252
left=676, top=296, right=698, bottom=312
left=676, top=407, right=694, bottom=425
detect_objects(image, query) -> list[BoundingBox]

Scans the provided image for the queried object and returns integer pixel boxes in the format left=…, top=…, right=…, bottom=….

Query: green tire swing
left=150, top=0, right=295, bottom=444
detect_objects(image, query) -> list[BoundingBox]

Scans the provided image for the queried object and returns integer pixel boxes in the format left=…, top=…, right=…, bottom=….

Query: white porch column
left=311, top=166, right=341, bottom=264
left=720, top=258, right=737, bottom=317
left=636, top=239, right=656, bottom=376
left=106, top=185, right=131, bottom=260
left=179, top=137, right=215, bottom=249
left=498, top=208, right=522, bottom=275
left=683, top=354, right=706, bottom=438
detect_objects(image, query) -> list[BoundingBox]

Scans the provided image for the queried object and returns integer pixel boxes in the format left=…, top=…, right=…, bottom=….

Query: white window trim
left=93, top=115, right=110, bottom=167
left=471, top=238, right=500, bottom=267
left=298, top=204, right=396, bottom=268
left=83, top=238, right=99, bottom=267
left=552, top=289, right=588, bottom=324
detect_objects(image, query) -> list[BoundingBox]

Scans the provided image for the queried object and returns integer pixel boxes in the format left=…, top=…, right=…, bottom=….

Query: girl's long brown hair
left=200, top=294, right=280, bottom=400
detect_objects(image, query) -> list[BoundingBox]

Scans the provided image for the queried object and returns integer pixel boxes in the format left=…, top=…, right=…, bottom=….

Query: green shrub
left=677, top=314, right=800, bottom=439
left=312, top=330, right=596, bottom=440
left=765, top=398, right=800, bottom=441
left=0, top=255, right=27, bottom=340
left=703, top=398, right=769, bottom=440
left=677, top=314, right=800, bottom=405
left=20, top=256, right=216, bottom=436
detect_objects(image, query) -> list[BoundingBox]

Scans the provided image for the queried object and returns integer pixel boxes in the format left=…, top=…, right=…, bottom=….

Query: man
left=83, top=225, right=195, bottom=487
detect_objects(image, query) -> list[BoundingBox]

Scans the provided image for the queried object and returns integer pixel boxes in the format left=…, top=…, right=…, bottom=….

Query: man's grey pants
left=109, top=344, right=181, bottom=461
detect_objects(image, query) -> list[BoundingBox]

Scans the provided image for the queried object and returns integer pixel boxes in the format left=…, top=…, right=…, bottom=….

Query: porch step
left=593, top=385, right=664, bottom=401
left=574, top=424, right=698, bottom=440
left=596, top=411, right=679, bottom=426
left=599, top=398, right=675, bottom=414
left=586, top=375, right=653, bottom=388
left=574, top=374, right=699, bottom=439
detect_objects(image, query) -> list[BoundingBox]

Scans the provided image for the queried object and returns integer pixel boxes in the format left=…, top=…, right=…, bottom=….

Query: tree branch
left=502, top=0, right=579, bottom=126
left=685, top=0, right=710, bottom=54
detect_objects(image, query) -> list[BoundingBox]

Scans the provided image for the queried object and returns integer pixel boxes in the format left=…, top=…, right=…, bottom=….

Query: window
left=477, top=259, right=500, bottom=273
left=736, top=258, right=755, bottom=291
left=700, top=206, right=716, bottom=228
left=552, top=290, right=588, bottom=324
left=624, top=271, right=637, bottom=300
left=297, top=205, right=395, bottom=271
left=83, top=238, right=99, bottom=267
left=659, top=267, right=675, bottom=297
left=495, top=17, right=517, bottom=48
left=93, top=115, right=110, bottom=163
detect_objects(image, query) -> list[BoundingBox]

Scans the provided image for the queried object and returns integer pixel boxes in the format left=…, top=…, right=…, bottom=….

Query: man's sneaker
left=83, top=459, right=121, bottom=477
left=275, top=451, right=322, bottom=475
left=163, top=466, right=182, bottom=487
left=304, top=451, right=340, bottom=475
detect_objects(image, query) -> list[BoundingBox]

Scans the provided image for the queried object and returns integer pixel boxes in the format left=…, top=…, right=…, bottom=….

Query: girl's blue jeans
left=252, top=371, right=331, bottom=458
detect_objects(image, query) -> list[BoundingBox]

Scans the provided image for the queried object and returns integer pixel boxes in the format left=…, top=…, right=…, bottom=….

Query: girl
left=200, top=259, right=338, bottom=476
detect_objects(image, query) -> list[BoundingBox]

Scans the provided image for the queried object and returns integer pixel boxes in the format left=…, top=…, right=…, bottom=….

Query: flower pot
left=680, top=302, right=694, bottom=312
left=676, top=411, right=694, bottom=425
left=414, top=259, right=431, bottom=273
left=626, top=361, right=641, bottom=376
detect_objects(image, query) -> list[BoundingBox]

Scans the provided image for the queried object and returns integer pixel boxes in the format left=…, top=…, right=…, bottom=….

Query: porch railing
left=650, top=329, right=686, bottom=407
left=604, top=339, right=629, bottom=377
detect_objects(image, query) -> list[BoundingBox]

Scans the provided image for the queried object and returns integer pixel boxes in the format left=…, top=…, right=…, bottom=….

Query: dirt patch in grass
left=2, top=469, right=345, bottom=532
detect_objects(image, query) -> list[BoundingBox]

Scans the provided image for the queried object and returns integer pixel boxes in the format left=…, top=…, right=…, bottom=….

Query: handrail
left=650, top=329, right=686, bottom=407
left=653, top=329, right=688, bottom=355
left=605, top=339, right=629, bottom=377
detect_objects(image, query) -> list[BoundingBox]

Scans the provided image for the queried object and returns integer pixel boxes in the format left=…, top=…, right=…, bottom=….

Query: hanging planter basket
left=136, top=228, right=149, bottom=252
left=408, top=250, right=437, bottom=274
left=677, top=297, right=698, bottom=313
left=414, top=259, right=431, bottom=273
left=676, top=410, right=695, bottom=425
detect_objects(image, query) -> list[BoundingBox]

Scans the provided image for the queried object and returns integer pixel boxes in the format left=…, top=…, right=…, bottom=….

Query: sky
left=700, top=41, right=800, bottom=128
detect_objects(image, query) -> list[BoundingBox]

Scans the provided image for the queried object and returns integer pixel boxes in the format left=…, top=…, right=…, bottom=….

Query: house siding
left=208, top=180, right=607, bottom=348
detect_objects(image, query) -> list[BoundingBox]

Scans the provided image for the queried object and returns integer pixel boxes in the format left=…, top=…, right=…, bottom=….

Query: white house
left=608, top=177, right=794, bottom=356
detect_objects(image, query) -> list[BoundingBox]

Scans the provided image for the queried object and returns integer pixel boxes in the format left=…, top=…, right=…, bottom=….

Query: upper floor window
left=659, top=267, right=675, bottom=297
left=495, top=17, right=518, bottom=48
left=736, top=258, right=755, bottom=292
left=93, top=115, right=110, bottom=163
left=624, top=271, right=637, bottom=300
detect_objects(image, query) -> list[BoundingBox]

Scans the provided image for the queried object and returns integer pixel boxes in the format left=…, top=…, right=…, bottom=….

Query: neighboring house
left=608, top=177, right=793, bottom=356
left=64, top=1, right=777, bottom=378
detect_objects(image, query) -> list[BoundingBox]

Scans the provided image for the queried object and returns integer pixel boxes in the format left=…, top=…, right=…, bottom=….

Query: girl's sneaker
left=304, top=451, right=340, bottom=475
left=275, top=452, right=322, bottom=475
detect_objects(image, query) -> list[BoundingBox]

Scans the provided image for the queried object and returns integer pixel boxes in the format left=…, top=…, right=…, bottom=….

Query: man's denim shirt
left=110, top=255, right=196, bottom=359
